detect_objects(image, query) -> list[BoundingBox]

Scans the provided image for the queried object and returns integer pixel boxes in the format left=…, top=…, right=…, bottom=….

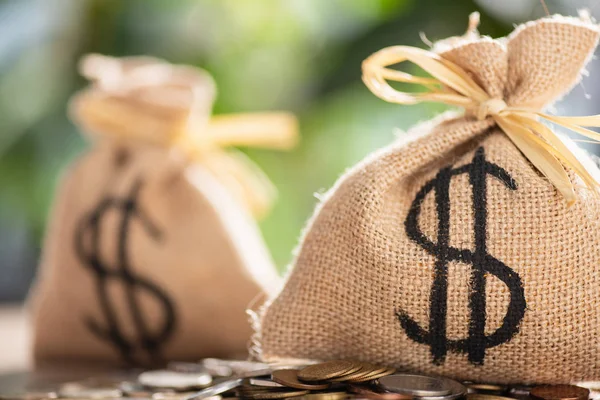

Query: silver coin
left=508, top=385, right=532, bottom=398
left=122, top=394, right=154, bottom=399
left=417, top=379, right=467, bottom=400
left=138, top=370, right=212, bottom=390
left=377, top=375, right=453, bottom=397
left=53, top=398, right=122, bottom=400
left=248, top=378, right=285, bottom=388
left=574, top=383, right=600, bottom=400
left=576, top=382, right=600, bottom=392
left=152, top=392, right=200, bottom=400
left=1, top=391, right=58, bottom=400
left=183, top=378, right=243, bottom=400
left=236, top=368, right=274, bottom=379
left=201, top=359, right=270, bottom=376
left=200, top=359, right=232, bottom=377
left=58, top=383, right=122, bottom=399
left=168, top=362, right=209, bottom=374
left=119, top=382, right=155, bottom=397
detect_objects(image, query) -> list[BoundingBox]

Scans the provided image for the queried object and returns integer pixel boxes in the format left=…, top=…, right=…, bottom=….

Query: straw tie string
left=362, top=45, right=600, bottom=205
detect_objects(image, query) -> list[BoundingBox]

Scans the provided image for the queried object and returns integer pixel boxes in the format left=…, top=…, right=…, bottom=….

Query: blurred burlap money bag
left=30, top=54, right=297, bottom=366
left=257, top=13, right=600, bottom=384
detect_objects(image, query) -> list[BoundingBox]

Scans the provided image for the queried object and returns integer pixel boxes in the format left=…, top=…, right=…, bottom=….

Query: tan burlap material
left=29, top=56, right=281, bottom=366
left=257, top=16, right=600, bottom=384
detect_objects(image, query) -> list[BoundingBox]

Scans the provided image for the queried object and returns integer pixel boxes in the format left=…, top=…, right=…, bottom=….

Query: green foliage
left=0, top=0, right=509, bottom=299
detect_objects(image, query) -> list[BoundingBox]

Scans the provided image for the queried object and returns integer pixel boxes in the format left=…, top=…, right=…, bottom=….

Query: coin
left=467, top=394, right=516, bottom=400
left=468, top=385, right=507, bottom=395
left=236, top=386, right=276, bottom=396
left=237, top=385, right=275, bottom=392
left=331, top=363, right=376, bottom=382
left=348, top=385, right=413, bottom=400
left=169, top=362, right=209, bottom=374
left=47, top=398, right=122, bottom=400
left=153, top=392, right=200, bottom=400
left=248, top=379, right=285, bottom=388
left=139, top=370, right=212, bottom=390
left=298, top=361, right=362, bottom=382
left=237, top=370, right=276, bottom=380
left=508, top=385, right=532, bottom=398
left=183, top=378, right=243, bottom=400
left=59, top=383, right=122, bottom=399
left=59, top=389, right=123, bottom=398
left=24, top=392, right=58, bottom=400
left=575, top=383, right=600, bottom=400
left=1, top=392, right=58, bottom=400
left=344, top=364, right=389, bottom=380
left=378, top=375, right=452, bottom=397
left=378, top=375, right=466, bottom=400
left=120, top=382, right=154, bottom=397
left=577, top=383, right=600, bottom=392
left=241, top=390, right=310, bottom=399
left=295, top=392, right=348, bottom=400
left=530, top=385, right=590, bottom=400
left=271, top=370, right=330, bottom=390
left=351, top=367, right=396, bottom=383
left=202, top=360, right=271, bottom=377
left=200, top=359, right=233, bottom=377
left=419, top=379, right=467, bottom=400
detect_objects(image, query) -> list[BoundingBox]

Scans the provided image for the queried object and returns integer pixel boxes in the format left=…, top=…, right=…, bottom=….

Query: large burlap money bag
left=30, top=54, right=297, bottom=366
left=257, top=14, right=600, bottom=384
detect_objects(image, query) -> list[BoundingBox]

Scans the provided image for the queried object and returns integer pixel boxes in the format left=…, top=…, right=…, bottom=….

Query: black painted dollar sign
left=398, top=147, right=526, bottom=366
left=75, top=178, right=176, bottom=365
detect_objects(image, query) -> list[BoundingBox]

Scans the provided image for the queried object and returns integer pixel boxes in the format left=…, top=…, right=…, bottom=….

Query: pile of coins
left=2, top=358, right=597, bottom=400
left=232, top=360, right=397, bottom=399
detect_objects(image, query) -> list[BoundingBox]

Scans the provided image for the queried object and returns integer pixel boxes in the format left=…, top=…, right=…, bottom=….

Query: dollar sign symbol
left=399, top=147, right=527, bottom=366
left=75, top=178, right=176, bottom=365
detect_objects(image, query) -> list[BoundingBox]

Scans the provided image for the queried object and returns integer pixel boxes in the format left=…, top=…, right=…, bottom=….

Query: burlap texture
left=257, top=16, right=600, bottom=384
left=29, top=57, right=280, bottom=367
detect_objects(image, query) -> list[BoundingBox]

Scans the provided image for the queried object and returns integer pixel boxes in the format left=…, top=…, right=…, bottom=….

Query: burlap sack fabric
left=257, top=15, right=600, bottom=384
left=30, top=55, right=295, bottom=366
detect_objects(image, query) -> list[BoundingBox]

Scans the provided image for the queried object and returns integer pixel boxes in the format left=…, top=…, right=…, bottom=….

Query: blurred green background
left=0, top=0, right=596, bottom=302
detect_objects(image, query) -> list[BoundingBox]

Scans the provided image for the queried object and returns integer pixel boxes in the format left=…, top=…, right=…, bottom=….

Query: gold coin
left=350, top=367, right=396, bottom=383
left=237, top=386, right=275, bottom=394
left=298, top=361, right=362, bottom=382
left=242, top=390, right=310, bottom=399
left=331, top=363, right=374, bottom=382
left=468, top=395, right=521, bottom=400
left=467, top=383, right=508, bottom=395
left=272, top=370, right=330, bottom=390
left=469, top=384, right=507, bottom=392
left=295, top=392, right=348, bottom=400
left=237, top=387, right=273, bottom=394
left=339, top=364, right=389, bottom=383
left=530, top=385, right=590, bottom=400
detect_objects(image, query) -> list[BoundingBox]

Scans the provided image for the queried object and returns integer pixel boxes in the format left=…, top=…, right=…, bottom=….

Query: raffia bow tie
left=362, top=34, right=600, bottom=205
left=75, top=54, right=298, bottom=218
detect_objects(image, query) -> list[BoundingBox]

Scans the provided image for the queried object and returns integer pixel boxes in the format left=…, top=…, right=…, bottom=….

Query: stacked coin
left=234, top=361, right=396, bottom=399
left=465, top=383, right=591, bottom=400
left=576, top=382, right=600, bottom=400
left=178, top=360, right=399, bottom=400
left=377, top=374, right=466, bottom=400
left=2, top=358, right=593, bottom=400
left=138, top=369, right=212, bottom=391
left=296, top=361, right=396, bottom=384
